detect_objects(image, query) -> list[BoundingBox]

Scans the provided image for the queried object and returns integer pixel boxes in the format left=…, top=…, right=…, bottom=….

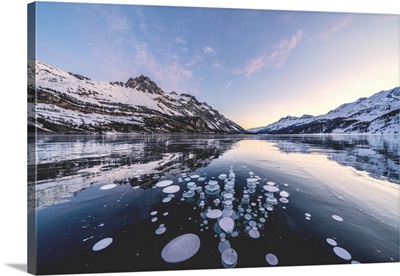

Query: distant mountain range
left=28, top=60, right=245, bottom=134
left=248, top=87, right=399, bottom=135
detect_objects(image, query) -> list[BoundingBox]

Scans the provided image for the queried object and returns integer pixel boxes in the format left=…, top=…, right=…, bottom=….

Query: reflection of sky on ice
left=229, top=139, right=399, bottom=229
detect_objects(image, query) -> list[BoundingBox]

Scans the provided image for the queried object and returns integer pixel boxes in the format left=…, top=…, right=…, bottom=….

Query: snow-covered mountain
left=28, top=60, right=245, bottom=134
left=248, top=87, right=399, bottom=134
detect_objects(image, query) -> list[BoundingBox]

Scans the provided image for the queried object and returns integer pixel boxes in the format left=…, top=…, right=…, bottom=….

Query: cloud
left=174, top=37, right=187, bottom=45
left=268, top=29, right=303, bottom=68
left=235, top=30, right=303, bottom=78
left=223, top=82, right=232, bottom=90
left=185, top=54, right=203, bottom=67
left=203, top=46, right=215, bottom=55
left=242, top=55, right=266, bottom=78
left=309, top=15, right=354, bottom=42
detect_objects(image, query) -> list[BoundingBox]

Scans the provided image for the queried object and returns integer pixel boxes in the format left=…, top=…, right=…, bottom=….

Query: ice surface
left=161, top=233, right=201, bottom=263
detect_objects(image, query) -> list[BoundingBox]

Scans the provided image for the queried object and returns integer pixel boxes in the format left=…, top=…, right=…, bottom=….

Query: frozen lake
left=28, top=134, right=399, bottom=274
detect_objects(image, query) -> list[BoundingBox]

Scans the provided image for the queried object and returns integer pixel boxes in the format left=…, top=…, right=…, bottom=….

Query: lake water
left=27, top=134, right=399, bottom=274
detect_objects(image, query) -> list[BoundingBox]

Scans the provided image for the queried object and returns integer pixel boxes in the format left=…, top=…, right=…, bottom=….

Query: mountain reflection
left=28, top=134, right=243, bottom=210
left=260, top=135, right=399, bottom=184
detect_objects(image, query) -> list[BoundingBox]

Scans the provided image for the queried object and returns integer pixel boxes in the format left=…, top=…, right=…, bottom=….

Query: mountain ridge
left=247, top=87, right=399, bottom=135
left=28, top=60, right=246, bottom=134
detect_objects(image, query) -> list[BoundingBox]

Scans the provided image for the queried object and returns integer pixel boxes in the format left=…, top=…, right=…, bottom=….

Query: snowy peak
left=28, top=60, right=246, bottom=134
left=248, top=87, right=399, bottom=135
left=124, top=75, right=163, bottom=95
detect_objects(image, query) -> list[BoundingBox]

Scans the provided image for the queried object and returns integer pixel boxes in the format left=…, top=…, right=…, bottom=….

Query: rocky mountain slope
left=28, top=60, right=245, bottom=134
left=248, top=87, right=399, bottom=135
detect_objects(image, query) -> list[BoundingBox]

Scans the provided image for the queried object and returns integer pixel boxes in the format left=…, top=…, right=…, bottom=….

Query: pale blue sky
left=33, top=2, right=399, bottom=129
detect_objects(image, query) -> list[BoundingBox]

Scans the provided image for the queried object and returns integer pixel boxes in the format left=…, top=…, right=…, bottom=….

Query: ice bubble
left=163, top=212, right=169, bottom=216
left=207, top=209, right=223, bottom=219
left=244, top=214, right=252, bottom=220
left=191, top=174, right=200, bottom=179
left=249, top=229, right=260, bottom=239
left=162, top=197, right=171, bottom=203
left=150, top=211, right=158, bottom=216
left=250, top=202, right=256, bottom=207
left=305, top=217, right=310, bottom=220
left=266, top=181, right=276, bottom=186
left=161, top=233, right=201, bottom=263
left=187, top=182, right=196, bottom=189
left=279, top=198, right=289, bottom=204
left=266, top=253, right=278, bottom=266
left=266, top=197, right=278, bottom=205
left=214, top=199, right=221, bottom=205
left=155, top=180, right=174, bottom=188
left=162, top=185, right=180, bottom=194
left=231, top=231, right=239, bottom=237
left=92, top=238, right=113, bottom=251
left=218, top=239, right=231, bottom=253
left=247, top=178, right=257, bottom=183
left=219, top=217, right=234, bottom=234
left=351, top=260, right=361, bottom=264
left=332, top=215, right=344, bottom=221
left=100, top=184, right=117, bottom=190
left=167, top=194, right=175, bottom=198
left=184, top=177, right=191, bottom=181
left=305, top=213, right=311, bottom=217
left=283, top=183, right=289, bottom=187
left=151, top=217, right=158, bottom=223
left=333, top=246, right=352, bottom=260
left=326, top=238, right=337, bottom=246
left=279, top=191, right=289, bottom=198
left=155, top=227, right=167, bottom=235
left=249, top=220, right=257, bottom=227
left=221, top=248, right=238, bottom=268
left=263, top=185, right=279, bottom=193
left=224, top=193, right=233, bottom=200
left=198, top=177, right=206, bottom=182
left=218, top=174, right=227, bottom=180
left=259, top=217, right=266, bottom=223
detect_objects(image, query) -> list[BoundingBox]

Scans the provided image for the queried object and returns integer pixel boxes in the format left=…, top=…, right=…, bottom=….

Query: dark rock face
left=28, top=60, right=246, bottom=134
